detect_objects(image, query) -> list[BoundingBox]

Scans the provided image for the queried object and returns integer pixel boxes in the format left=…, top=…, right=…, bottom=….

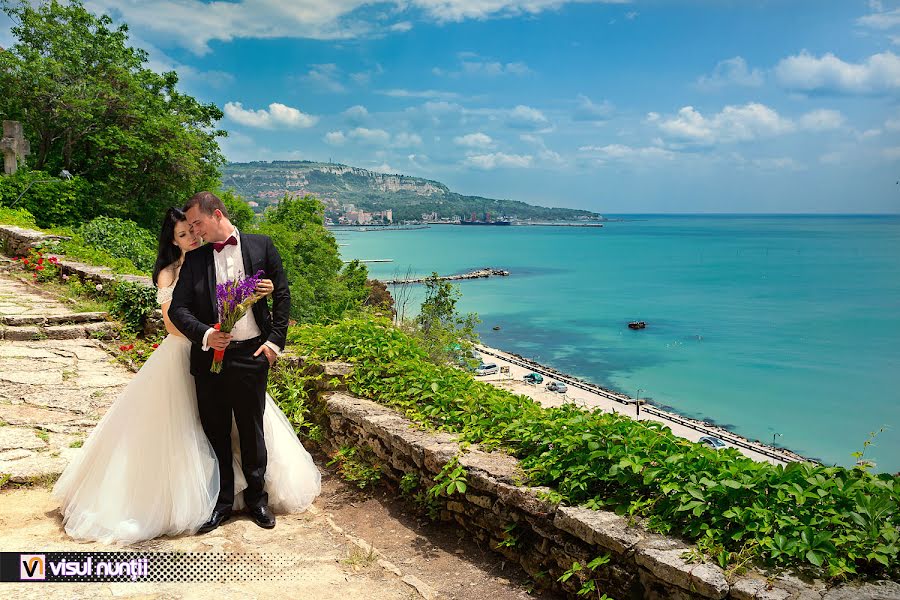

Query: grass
left=342, top=544, right=379, bottom=570
left=34, top=429, right=49, bottom=443
left=69, top=439, right=83, bottom=448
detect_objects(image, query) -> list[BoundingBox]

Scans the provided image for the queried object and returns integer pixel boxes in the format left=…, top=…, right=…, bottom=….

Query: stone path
left=0, top=271, right=422, bottom=598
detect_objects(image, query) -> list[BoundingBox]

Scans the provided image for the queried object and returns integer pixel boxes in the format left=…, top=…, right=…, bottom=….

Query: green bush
left=0, top=169, right=98, bottom=227
left=77, top=216, right=157, bottom=272
left=0, top=204, right=39, bottom=229
left=109, top=280, right=158, bottom=332
left=284, top=316, right=900, bottom=580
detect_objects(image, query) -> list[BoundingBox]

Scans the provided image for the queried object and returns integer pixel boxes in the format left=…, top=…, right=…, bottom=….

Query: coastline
left=475, top=343, right=810, bottom=467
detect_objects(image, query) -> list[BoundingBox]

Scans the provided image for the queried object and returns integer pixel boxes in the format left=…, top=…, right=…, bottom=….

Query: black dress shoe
left=248, top=505, right=276, bottom=529
left=197, top=508, right=232, bottom=534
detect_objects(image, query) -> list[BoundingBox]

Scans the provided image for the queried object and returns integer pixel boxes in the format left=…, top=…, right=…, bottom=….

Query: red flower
left=119, top=345, right=128, bottom=351
left=37, top=258, right=44, bottom=265
left=22, top=259, right=29, bottom=265
left=36, top=265, right=45, bottom=271
left=126, top=344, right=134, bottom=350
left=152, top=343, right=159, bottom=349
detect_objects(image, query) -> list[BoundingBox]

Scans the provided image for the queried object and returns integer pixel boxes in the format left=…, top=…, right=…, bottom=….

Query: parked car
left=475, top=363, right=499, bottom=376
left=523, top=372, right=543, bottom=385
left=698, top=435, right=727, bottom=450
left=545, top=381, right=568, bottom=393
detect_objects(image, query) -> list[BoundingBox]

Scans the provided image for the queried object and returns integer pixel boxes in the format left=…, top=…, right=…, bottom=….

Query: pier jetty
left=383, top=267, right=509, bottom=285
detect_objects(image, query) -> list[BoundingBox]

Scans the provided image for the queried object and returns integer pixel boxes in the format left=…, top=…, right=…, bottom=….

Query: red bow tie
left=213, top=236, right=237, bottom=252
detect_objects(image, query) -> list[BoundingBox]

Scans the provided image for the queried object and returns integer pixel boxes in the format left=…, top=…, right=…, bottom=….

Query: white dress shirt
left=201, top=228, right=281, bottom=355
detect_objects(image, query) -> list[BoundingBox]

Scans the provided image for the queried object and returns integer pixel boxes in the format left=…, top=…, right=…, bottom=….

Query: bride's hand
left=255, top=278, right=274, bottom=297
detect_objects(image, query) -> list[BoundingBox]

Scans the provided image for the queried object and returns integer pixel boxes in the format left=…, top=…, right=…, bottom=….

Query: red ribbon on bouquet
left=211, top=323, right=225, bottom=372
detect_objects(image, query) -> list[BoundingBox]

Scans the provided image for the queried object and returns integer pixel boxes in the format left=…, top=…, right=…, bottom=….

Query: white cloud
left=657, top=103, right=794, bottom=144
left=304, top=63, right=346, bottom=93
left=343, top=105, right=370, bottom=124
left=885, top=117, right=900, bottom=131
left=223, top=101, right=318, bottom=129
left=454, top=132, right=495, bottom=148
left=798, top=109, right=845, bottom=131
left=752, top=157, right=801, bottom=170
left=436, top=59, right=532, bottom=77
left=579, top=144, right=674, bottom=163
left=859, top=128, right=882, bottom=140
left=324, top=131, right=347, bottom=145
left=390, top=21, right=413, bottom=32
left=348, top=127, right=391, bottom=145
left=463, top=152, right=533, bottom=169
left=507, top=104, right=550, bottom=129
left=370, top=162, right=395, bottom=173
left=882, top=146, right=900, bottom=160
left=82, top=1, right=625, bottom=54
left=412, top=1, right=631, bottom=23
left=774, top=50, right=900, bottom=95
left=858, top=8, right=900, bottom=30
left=392, top=132, right=423, bottom=147
left=83, top=0, right=375, bottom=55
left=697, top=57, right=764, bottom=90
left=625, top=11, right=639, bottom=20
left=573, top=94, right=614, bottom=122
left=350, top=63, right=384, bottom=86
left=819, top=152, right=843, bottom=164
left=379, top=88, right=460, bottom=99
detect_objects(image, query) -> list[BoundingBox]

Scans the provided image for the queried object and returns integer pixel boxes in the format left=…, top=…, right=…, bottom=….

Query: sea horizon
left=337, top=214, right=900, bottom=472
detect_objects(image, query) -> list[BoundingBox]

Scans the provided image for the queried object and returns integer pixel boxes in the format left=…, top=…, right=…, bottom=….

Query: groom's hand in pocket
left=254, top=344, right=277, bottom=366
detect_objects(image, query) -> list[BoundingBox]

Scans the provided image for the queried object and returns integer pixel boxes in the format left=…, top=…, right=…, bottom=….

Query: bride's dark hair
left=152, top=207, right=188, bottom=285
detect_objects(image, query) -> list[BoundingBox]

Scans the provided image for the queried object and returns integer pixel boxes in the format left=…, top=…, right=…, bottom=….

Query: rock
left=635, top=547, right=730, bottom=599
left=0, top=403, right=80, bottom=426
left=554, top=506, right=643, bottom=555
left=3, top=325, right=43, bottom=341
left=1, top=451, right=66, bottom=482
left=731, top=576, right=792, bottom=600
left=823, top=581, right=900, bottom=600
left=401, top=574, right=440, bottom=600
left=0, top=426, right=47, bottom=450
left=44, top=324, right=86, bottom=339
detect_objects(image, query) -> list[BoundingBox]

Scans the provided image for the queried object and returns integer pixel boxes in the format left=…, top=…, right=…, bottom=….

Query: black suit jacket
left=169, top=232, right=291, bottom=375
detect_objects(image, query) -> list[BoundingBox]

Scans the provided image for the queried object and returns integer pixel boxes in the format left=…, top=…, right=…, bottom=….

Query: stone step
left=0, top=321, right=118, bottom=341
left=0, top=312, right=108, bottom=326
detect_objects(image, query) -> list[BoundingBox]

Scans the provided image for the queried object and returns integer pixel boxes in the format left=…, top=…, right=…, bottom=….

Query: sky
left=3, top=0, right=900, bottom=213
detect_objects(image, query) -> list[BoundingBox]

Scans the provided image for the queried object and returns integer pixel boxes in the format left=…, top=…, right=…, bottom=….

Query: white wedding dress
left=52, top=283, right=321, bottom=544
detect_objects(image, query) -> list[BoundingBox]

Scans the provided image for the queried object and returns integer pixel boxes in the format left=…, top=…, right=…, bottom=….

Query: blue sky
left=4, top=0, right=900, bottom=213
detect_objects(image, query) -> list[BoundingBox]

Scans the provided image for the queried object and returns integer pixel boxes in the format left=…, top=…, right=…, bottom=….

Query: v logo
left=23, top=558, right=40, bottom=578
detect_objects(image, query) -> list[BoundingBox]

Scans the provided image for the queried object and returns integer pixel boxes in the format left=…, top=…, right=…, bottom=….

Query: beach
left=474, top=344, right=807, bottom=467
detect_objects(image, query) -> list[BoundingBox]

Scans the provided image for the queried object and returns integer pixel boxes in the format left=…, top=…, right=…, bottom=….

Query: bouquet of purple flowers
left=211, top=269, right=266, bottom=374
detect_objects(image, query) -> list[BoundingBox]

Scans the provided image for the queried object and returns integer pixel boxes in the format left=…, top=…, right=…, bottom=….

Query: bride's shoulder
left=156, top=264, right=179, bottom=289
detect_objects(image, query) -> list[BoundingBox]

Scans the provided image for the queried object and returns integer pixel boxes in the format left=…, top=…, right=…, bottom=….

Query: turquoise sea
left=335, top=216, right=900, bottom=472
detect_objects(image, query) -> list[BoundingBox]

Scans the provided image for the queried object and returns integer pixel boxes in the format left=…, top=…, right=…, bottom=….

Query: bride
left=52, top=207, right=321, bottom=544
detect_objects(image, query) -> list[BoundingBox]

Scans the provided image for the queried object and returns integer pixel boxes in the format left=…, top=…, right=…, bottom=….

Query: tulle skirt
left=52, top=334, right=321, bottom=544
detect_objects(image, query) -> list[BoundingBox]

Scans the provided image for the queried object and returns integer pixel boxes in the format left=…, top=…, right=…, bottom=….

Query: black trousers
left=194, top=340, right=270, bottom=512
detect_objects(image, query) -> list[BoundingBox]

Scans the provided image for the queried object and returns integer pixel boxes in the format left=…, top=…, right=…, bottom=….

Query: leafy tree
left=252, top=194, right=370, bottom=323
left=410, top=273, right=480, bottom=365
left=0, top=0, right=225, bottom=229
left=220, top=189, right=255, bottom=232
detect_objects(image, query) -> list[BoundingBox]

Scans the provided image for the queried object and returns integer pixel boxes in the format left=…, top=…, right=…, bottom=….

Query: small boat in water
left=628, top=321, right=647, bottom=330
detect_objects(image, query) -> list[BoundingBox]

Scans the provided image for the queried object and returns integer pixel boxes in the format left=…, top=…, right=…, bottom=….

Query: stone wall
left=0, top=224, right=163, bottom=335
left=296, top=359, right=898, bottom=600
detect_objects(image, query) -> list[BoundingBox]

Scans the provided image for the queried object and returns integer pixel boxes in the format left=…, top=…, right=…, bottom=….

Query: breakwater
left=383, top=267, right=510, bottom=285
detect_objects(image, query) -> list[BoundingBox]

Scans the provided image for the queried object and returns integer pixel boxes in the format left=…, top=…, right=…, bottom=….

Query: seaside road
left=475, top=344, right=797, bottom=467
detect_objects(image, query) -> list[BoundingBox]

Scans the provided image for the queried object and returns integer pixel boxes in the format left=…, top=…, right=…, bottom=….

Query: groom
left=169, top=191, right=290, bottom=533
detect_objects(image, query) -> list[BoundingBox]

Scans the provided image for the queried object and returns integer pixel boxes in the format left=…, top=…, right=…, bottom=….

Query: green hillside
left=222, top=161, right=602, bottom=222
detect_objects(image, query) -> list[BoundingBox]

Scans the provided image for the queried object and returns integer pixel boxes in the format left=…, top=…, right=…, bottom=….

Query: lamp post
left=772, top=432, right=782, bottom=447
left=636, top=388, right=644, bottom=420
